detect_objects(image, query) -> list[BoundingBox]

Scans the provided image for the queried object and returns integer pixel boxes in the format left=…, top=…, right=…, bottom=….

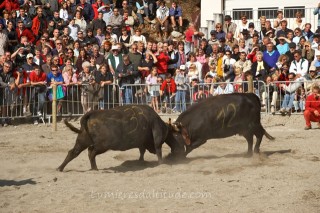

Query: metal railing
left=1, top=80, right=318, bottom=124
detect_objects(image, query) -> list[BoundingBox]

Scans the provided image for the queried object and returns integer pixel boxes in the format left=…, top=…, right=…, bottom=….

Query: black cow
left=170, top=93, right=275, bottom=156
left=57, top=105, right=184, bottom=171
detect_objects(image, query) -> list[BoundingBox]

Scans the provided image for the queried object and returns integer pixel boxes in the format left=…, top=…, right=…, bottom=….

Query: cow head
left=163, top=118, right=185, bottom=158
left=168, top=118, right=191, bottom=147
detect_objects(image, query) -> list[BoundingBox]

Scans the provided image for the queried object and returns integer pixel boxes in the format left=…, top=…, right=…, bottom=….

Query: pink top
left=196, top=54, right=206, bottom=65
left=63, top=72, right=78, bottom=85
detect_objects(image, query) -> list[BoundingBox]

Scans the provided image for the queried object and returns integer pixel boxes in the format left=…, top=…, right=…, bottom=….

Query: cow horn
left=171, top=123, right=180, bottom=132
left=168, top=118, right=172, bottom=125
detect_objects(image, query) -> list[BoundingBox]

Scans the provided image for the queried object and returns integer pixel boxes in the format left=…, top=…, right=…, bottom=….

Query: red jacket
left=92, top=2, right=105, bottom=19
left=32, top=16, right=47, bottom=36
left=160, top=78, right=177, bottom=94
left=0, top=0, right=19, bottom=12
left=156, top=52, right=170, bottom=74
left=305, top=94, right=320, bottom=113
left=16, top=28, right=36, bottom=43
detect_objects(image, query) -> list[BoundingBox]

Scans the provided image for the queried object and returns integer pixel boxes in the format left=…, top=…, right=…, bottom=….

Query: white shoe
left=37, top=111, right=42, bottom=116
left=34, top=120, right=39, bottom=125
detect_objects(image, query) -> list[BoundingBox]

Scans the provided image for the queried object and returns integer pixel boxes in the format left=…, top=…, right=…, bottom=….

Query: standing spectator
left=31, top=6, right=47, bottom=39
left=303, top=86, right=320, bottom=130
left=234, top=51, right=252, bottom=76
left=0, top=0, right=19, bottom=13
left=174, top=65, right=188, bottom=112
left=78, top=61, right=96, bottom=113
left=29, top=65, right=47, bottom=125
left=261, top=75, right=278, bottom=114
left=184, top=22, right=204, bottom=55
left=156, top=42, right=170, bottom=80
left=223, top=15, right=237, bottom=34
left=169, top=1, right=183, bottom=33
left=155, top=0, right=169, bottom=40
left=160, top=73, right=176, bottom=111
left=146, top=66, right=160, bottom=112
left=0, top=62, right=15, bottom=126
left=0, top=23, right=8, bottom=55
left=279, top=72, right=302, bottom=115
left=76, top=0, right=94, bottom=22
left=95, top=64, right=114, bottom=110
left=116, top=54, right=138, bottom=104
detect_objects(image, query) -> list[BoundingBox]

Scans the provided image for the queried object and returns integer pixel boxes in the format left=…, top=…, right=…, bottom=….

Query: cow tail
left=64, top=119, right=82, bottom=134
left=264, top=130, right=275, bottom=141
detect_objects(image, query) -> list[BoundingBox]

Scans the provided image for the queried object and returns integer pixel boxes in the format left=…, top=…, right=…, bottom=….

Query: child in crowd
left=146, top=67, right=160, bottom=112
left=160, top=73, right=177, bottom=112
left=293, top=87, right=306, bottom=112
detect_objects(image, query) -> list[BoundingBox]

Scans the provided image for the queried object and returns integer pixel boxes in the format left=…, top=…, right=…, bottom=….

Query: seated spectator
left=301, top=41, right=315, bottom=65
left=122, top=9, right=135, bottom=36
left=273, top=10, right=286, bottom=30
left=279, top=72, right=302, bottom=115
left=109, top=8, right=123, bottom=38
left=285, top=42, right=296, bottom=64
left=276, top=35, right=290, bottom=55
left=169, top=1, right=183, bottom=33
left=233, top=51, right=252, bottom=77
left=234, top=14, right=249, bottom=39
left=251, top=51, right=270, bottom=81
left=155, top=0, right=169, bottom=40
left=303, top=85, right=320, bottom=130
left=213, top=81, right=234, bottom=96
left=208, top=30, right=219, bottom=46
left=222, top=50, right=236, bottom=82
left=289, top=50, right=309, bottom=79
left=223, top=15, right=237, bottom=35
left=130, top=28, right=147, bottom=47
left=302, top=23, right=314, bottom=42
left=215, top=23, right=226, bottom=41
left=304, top=66, right=320, bottom=93
left=291, top=11, right=305, bottom=31
left=263, top=42, right=280, bottom=72
left=276, top=20, right=292, bottom=38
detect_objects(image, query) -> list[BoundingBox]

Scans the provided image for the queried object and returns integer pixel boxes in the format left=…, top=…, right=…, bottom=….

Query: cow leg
left=57, top=142, right=87, bottom=172
left=243, top=133, right=254, bottom=157
left=139, top=147, right=146, bottom=161
left=254, top=126, right=265, bottom=153
left=155, top=145, right=163, bottom=164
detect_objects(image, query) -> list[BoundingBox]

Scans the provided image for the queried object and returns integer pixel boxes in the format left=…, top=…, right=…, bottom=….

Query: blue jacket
left=169, top=6, right=182, bottom=17
left=263, top=50, right=280, bottom=69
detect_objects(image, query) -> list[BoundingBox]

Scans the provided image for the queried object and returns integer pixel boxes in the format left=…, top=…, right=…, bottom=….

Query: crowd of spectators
left=0, top=0, right=320, bottom=128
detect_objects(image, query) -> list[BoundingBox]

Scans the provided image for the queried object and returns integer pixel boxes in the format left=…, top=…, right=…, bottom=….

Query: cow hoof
left=90, top=168, right=98, bottom=171
left=56, top=167, right=63, bottom=172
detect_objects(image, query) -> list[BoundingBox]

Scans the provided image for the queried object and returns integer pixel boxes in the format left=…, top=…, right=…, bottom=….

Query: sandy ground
left=0, top=114, right=320, bottom=213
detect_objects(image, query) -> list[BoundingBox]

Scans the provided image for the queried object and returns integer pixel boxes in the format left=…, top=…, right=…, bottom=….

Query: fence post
left=52, top=84, right=57, bottom=131
left=248, top=76, right=253, bottom=93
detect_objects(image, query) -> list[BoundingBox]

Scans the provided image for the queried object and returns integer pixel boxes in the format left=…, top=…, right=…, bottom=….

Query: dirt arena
left=0, top=114, right=320, bottom=212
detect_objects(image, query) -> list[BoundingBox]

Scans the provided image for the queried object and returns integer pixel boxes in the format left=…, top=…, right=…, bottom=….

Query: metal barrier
left=1, top=80, right=318, bottom=125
